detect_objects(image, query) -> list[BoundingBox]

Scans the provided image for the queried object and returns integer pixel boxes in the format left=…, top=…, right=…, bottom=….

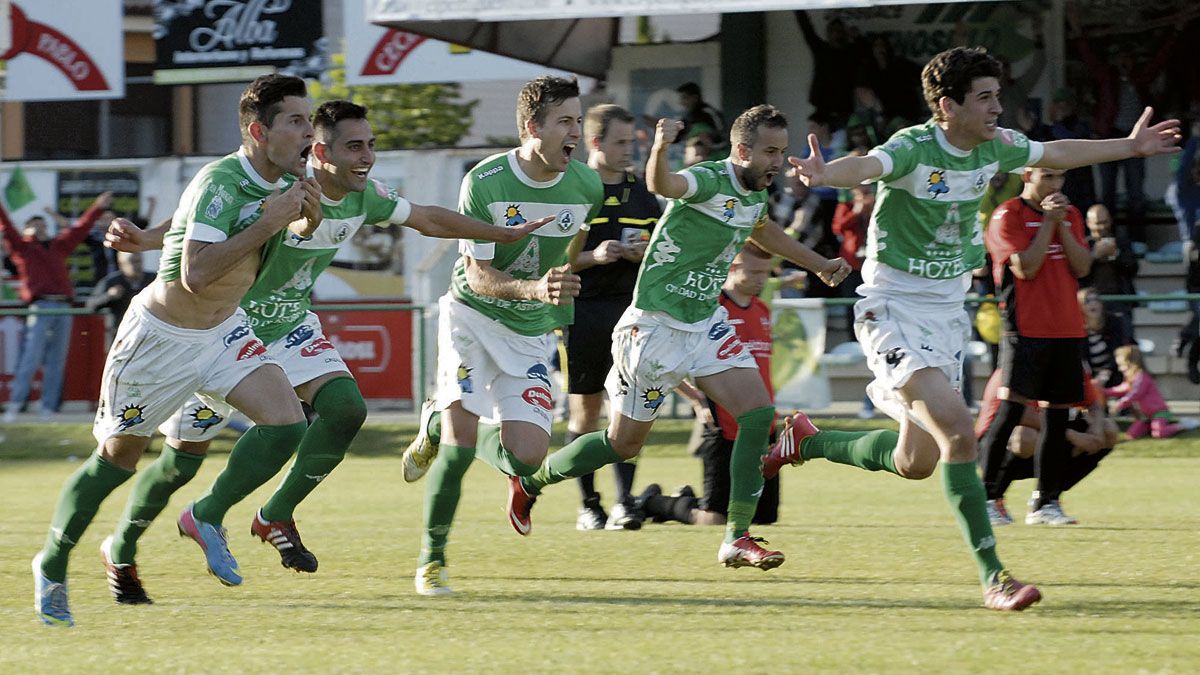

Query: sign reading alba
left=154, top=0, right=325, bottom=84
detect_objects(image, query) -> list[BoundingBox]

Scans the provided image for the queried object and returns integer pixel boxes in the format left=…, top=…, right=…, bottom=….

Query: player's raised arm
left=405, top=204, right=550, bottom=243
left=789, top=133, right=885, bottom=188
left=646, top=119, right=690, bottom=199
left=749, top=218, right=851, bottom=287
left=1036, top=107, right=1182, bottom=169
left=464, top=258, right=580, bottom=306
left=105, top=216, right=171, bottom=252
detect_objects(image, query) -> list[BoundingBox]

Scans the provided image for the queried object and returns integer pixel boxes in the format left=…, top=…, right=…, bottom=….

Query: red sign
left=1, top=4, right=111, bottom=91
left=0, top=314, right=106, bottom=406
left=315, top=302, right=414, bottom=400
left=360, top=30, right=426, bottom=77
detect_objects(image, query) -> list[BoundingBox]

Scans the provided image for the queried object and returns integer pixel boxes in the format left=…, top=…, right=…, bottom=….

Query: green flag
left=4, top=165, right=36, bottom=211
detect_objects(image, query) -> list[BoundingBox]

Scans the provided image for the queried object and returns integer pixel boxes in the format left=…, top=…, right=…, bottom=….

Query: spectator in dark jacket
left=88, top=250, right=155, bottom=336
left=1081, top=204, right=1138, bottom=340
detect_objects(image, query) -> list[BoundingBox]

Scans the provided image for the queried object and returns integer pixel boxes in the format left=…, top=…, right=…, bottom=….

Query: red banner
left=360, top=30, right=426, bottom=77
left=1, top=4, right=111, bottom=92
left=315, top=302, right=414, bottom=400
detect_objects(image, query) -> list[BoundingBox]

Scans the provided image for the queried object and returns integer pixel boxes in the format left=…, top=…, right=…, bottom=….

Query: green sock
left=192, top=421, right=307, bottom=525
left=261, top=378, right=366, bottom=522
left=522, top=430, right=622, bottom=495
left=110, top=445, right=204, bottom=565
left=801, top=429, right=899, bottom=475
left=725, top=406, right=775, bottom=544
left=39, top=453, right=133, bottom=582
left=474, top=423, right=540, bottom=477
left=420, top=443, right=475, bottom=566
left=942, top=461, right=1004, bottom=586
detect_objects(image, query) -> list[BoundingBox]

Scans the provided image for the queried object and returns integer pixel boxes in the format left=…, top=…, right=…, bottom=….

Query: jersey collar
left=724, top=158, right=752, bottom=196
left=237, top=148, right=288, bottom=191
left=508, top=148, right=565, bottom=189
left=933, top=126, right=973, bottom=158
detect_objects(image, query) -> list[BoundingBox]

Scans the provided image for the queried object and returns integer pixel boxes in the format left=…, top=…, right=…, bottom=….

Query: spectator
left=794, top=10, right=859, bottom=121
left=0, top=192, right=110, bottom=421
left=860, top=34, right=923, bottom=123
left=1174, top=123, right=1200, bottom=382
left=996, top=47, right=1046, bottom=132
left=1078, top=287, right=1133, bottom=389
left=48, top=204, right=113, bottom=294
left=87, top=250, right=155, bottom=334
left=1107, top=345, right=1186, bottom=439
left=1080, top=204, right=1138, bottom=339
left=683, top=131, right=716, bottom=168
left=1045, top=88, right=1097, bottom=209
left=675, top=82, right=725, bottom=153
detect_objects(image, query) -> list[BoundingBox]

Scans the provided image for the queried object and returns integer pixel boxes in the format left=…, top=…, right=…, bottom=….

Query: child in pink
left=1105, top=345, right=1183, bottom=439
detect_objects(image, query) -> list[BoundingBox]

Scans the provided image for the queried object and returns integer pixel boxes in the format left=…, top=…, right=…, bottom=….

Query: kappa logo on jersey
left=557, top=208, right=575, bottom=232
left=300, top=337, right=335, bottom=357
left=237, top=339, right=267, bottom=360
left=504, top=204, right=526, bottom=227
left=641, top=387, right=665, bottom=411
left=190, top=406, right=223, bottom=430
left=879, top=347, right=905, bottom=367
left=722, top=199, right=737, bottom=221
left=526, top=364, right=552, bottom=388
left=928, top=170, right=949, bottom=197
left=717, top=335, right=744, bottom=360
left=285, top=324, right=315, bottom=349
left=116, top=405, right=145, bottom=431
left=476, top=165, right=504, bottom=180
left=223, top=324, right=251, bottom=347
left=708, top=321, right=731, bottom=340
left=522, top=386, right=553, bottom=411
left=456, top=365, right=474, bottom=393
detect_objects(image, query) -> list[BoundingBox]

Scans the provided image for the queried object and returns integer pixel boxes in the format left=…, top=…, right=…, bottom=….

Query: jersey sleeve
left=456, top=172, right=495, bottom=261
left=679, top=164, right=722, bottom=202
left=364, top=179, right=412, bottom=226
left=985, top=202, right=1023, bottom=268
left=185, top=177, right=241, bottom=243
left=1067, top=207, right=1087, bottom=246
left=869, top=130, right=919, bottom=182
left=995, top=128, right=1045, bottom=173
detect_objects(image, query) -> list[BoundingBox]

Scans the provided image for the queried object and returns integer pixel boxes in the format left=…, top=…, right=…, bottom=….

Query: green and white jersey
left=243, top=178, right=411, bottom=343
left=863, top=122, right=1042, bottom=301
left=450, top=149, right=604, bottom=337
left=158, top=149, right=292, bottom=283
left=632, top=158, right=768, bottom=329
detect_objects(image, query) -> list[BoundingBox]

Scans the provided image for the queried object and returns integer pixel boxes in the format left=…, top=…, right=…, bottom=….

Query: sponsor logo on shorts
left=919, top=344, right=933, bottom=352
left=456, top=365, right=474, bottom=394
left=879, top=347, right=904, bottom=367
left=223, top=324, right=251, bottom=347
left=522, top=386, right=553, bottom=411
left=526, top=363, right=551, bottom=388
left=716, top=335, right=744, bottom=360
left=707, top=321, right=731, bottom=340
left=116, top=405, right=146, bottom=431
left=237, top=339, right=267, bottom=361
left=285, top=324, right=315, bottom=349
left=300, top=338, right=336, bottom=357
left=190, top=406, right=223, bottom=430
left=641, top=387, right=665, bottom=410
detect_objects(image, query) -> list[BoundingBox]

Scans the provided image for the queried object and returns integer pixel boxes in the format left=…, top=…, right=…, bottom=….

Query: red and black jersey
left=986, top=197, right=1086, bottom=338
left=713, top=292, right=774, bottom=441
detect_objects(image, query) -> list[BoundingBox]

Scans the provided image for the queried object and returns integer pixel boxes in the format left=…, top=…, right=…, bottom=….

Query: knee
left=608, top=434, right=644, bottom=461
left=263, top=420, right=308, bottom=447
left=314, top=379, right=367, bottom=433
left=894, top=452, right=937, bottom=480
left=171, top=439, right=210, bottom=456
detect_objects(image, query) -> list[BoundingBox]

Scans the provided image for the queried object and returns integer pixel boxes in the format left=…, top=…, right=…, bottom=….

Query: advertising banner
left=315, top=303, right=414, bottom=400
left=770, top=299, right=830, bottom=412
left=0, top=315, right=106, bottom=405
left=0, top=0, right=124, bottom=101
left=154, top=0, right=327, bottom=84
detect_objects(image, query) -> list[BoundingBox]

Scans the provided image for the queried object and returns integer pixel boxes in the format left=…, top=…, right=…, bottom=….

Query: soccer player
left=782, top=46, right=1180, bottom=611
left=400, top=76, right=603, bottom=595
left=567, top=103, right=662, bottom=531
left=96, top=100, right=544, bottom=604
left=31, top=74, right=322, bottom=627
left=501, top=105, right=853, bottom=572
left=979, top=167, right=1092, bottom=527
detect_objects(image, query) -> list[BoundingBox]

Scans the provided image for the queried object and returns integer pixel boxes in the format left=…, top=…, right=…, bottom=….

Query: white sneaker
left=414, top=561, right=452, bottom=596
left=605, top=501, right=643, bottom=531
left=576, top=499, right=607, bottom=531
left=986, top=499, right=1013, bottom=526
left=1025, top=499, right=1078, bottom=526
left=402, top=401, right=440, bottom=483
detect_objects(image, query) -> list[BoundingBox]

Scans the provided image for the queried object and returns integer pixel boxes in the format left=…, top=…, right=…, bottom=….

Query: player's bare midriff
left=143, top=253, right=261, bottom=329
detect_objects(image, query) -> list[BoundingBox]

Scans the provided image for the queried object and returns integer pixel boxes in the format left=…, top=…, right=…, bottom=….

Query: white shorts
left=606, top=307, right=758, bottom=423
left=854, top=294, right=970, bottom=425
left=433, top=294, right=557, bottom=433
left=159, top=312, right=351, bottom=442
left=92, top=292, right=277, bottom=443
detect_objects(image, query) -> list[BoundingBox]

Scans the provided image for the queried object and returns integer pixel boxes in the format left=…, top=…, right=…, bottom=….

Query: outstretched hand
left=787, top=134, right=827, bottom=187
left=502, top=215, right=554, bottom=242
left=1129, top=107, right=1182, bottom=158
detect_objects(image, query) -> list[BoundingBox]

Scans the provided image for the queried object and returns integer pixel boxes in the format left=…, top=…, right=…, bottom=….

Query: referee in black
left=567, top=104, right=661, bottom=530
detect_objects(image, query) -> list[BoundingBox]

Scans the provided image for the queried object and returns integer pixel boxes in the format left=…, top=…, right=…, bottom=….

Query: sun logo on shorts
left=927, top=170, right=949, bottom=197
left=116, top=405, right=146, bottom=431
left=190, top=406, right=223, bottom=430
left=722, top=198, right=737, bottom=221
left=456, top=365, right=474, bottom=394
left=641, top=387, right=665, bottom=411
left=504, top=204, right=526, bottom=227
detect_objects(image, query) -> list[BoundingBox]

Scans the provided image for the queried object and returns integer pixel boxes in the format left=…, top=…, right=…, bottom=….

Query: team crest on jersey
left=205, top=194, right=224, bottom=220
left=642, top=387, right=665, bottom=411
left=456, top=365, right=474, bottom=393
left=116, top=405, right=146, bottom=431
left=927, top=170, right=949, bottom=197
left=285, top=324, right=315, bottom=348
left=505, top=205, right=526, bottom=227
left=557, top=208, right=575, bottom=232
left=334, top=224, right=351, bottom=242
left=190, top=406, right=223, bottom=430
left=722, top=199, right=737, bottom=221
left=974, top=172, right=987, bottom=192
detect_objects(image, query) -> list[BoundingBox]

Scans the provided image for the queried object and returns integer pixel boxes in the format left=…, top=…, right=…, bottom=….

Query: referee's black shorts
left=998, top=335, right=1085, bottom=404
left=564, top=296, right=630, bottom=396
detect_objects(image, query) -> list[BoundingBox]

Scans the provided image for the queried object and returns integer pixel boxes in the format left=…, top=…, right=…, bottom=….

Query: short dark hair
left=921, top=46, right=1002, bottom=123
left=239, top=74, right=308, bottom=140
left=516, top=76, right=580, bottom=140
left=314, top=99, right=369, bottom=142
left=676, top=82, right=702, bottom=97
left=730, top=104, right=788, bottom=148
left=584, top=104, right=634, bottom=143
